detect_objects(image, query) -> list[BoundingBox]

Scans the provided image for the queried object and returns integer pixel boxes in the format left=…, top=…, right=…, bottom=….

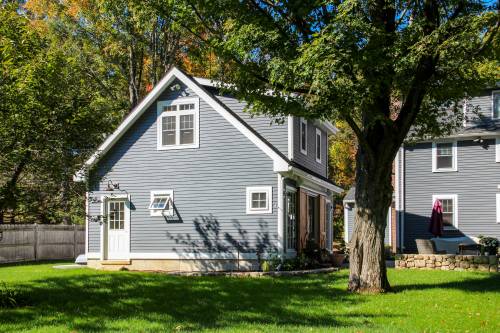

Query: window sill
left=300, top=149, right=307, bottom=156
left=157, top=144, right=199, bottom=151
left=432, top=168, right=457, bottom=173
left=246, top=209, right=273, bottom=215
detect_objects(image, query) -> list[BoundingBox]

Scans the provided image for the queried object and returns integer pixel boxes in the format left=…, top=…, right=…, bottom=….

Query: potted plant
left=331, top=239, right=348, bottom=267
left=478, top=236, right=499, bottom=255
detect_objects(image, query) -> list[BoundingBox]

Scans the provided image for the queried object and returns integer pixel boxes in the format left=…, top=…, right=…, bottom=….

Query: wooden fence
left=0, top=224, right=85, bottom=264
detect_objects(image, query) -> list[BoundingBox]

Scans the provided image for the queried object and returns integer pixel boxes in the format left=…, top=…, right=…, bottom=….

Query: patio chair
left=416, top=239, right=447, bottom=254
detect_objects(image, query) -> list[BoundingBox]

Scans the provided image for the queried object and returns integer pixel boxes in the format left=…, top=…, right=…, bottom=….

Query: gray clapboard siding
left=467, top=90, right=496, bottom=124
left=215, top=95, right=289, bottom=157
left=87, top=80, right=279, bottom=255
left=403, top=139, right=500, bottom=252
left=292, top=117, right=328, bottom=177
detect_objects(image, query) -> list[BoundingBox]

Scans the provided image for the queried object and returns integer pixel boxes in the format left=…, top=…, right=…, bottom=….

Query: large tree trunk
left=348, top=143, right=394, bottom=293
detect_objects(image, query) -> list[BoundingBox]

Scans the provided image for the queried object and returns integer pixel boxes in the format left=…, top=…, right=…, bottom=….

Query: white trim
left=315, top=128, right=322, bottom=163
left=496, top=138, right=500, bottom=163
left=128, top=252, right=274, bottom=260
left=462, top=99, right=468, bottom=127
left=314, top=120, right=338, bottom=135
left=288, top=115, right=294, bottom=160
left=85, top=192, right=89, bottom=255
left=432, top=194, right=458, bottom=229
left=149, top=190, right=174, bottom=216
left=86, top=252, right=101, bottom=259
left=246, top=186, right=273, bottom=214
left=300, top=118, right=307, bottom=155
left=497, top=193, right=500, bottom=223
left=288, top=166, right=343, bottom=193
left=432, top=141, right=457, bottom=172
left=277, top=174, right=284, bottom=253
left=343, top=206, right=349, bottom=243
left=156, top=97, right=200, bottom=150
left=75, top=67, right=290, bottom=181
left=100, top=193, right=131, bottom=260
left=492, top=90, right=500, bottom=119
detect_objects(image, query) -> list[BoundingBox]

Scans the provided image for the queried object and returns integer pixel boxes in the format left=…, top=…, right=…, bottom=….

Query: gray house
left=76, top=67, right=341, bottom=271
left=344, top=89, right=500, bottom=253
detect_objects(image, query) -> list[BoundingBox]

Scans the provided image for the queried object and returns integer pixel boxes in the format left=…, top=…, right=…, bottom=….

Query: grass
left=0, top=262, right=498, bottom=332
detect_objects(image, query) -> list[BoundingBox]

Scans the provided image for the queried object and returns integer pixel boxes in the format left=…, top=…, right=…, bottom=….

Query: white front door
left=106, top=199, right=129, bottom=259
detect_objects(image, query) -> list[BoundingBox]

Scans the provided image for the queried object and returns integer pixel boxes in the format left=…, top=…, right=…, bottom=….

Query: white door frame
left=100, top=194, right=130, bottom=260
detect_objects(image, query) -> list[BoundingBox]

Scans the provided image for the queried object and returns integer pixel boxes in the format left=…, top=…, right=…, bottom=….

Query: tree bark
left=348, top=140, right=394, bottom=293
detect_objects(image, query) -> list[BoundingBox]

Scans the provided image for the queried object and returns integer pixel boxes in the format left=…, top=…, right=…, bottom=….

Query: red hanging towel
left=429, top=199, right=443, bottom=237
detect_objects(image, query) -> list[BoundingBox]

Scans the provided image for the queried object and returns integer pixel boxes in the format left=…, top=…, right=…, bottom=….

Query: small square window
left=433, top=195, right=457, bottom=229
left=246, top=187, right=272, bottom=214
left=150, top=191, right=174, bottom=216
left=432, top=141, right=457, bottom=172
left=493, top=91, right=500, bottom=119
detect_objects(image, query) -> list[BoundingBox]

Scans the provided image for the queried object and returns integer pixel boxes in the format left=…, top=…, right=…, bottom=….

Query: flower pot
left=331, top=254, right=346, bottom=267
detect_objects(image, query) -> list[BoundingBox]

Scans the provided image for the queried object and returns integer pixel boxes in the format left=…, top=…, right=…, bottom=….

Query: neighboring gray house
left=76, top=67, right=342, bottom=271
left=344, top=89, right=500, bottom=253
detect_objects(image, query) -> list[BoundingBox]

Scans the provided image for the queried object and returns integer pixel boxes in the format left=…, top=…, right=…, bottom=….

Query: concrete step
left=100, top=260, right=131, bottom=265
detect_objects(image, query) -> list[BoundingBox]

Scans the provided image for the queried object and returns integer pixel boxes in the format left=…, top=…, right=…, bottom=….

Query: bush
left=0, top=282, right=25, bottom=308
left=478, top=236, right=499, bottom=255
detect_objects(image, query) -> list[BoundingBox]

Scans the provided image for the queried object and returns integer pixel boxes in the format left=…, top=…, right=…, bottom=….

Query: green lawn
left=0, top=263, right=498, bottom=332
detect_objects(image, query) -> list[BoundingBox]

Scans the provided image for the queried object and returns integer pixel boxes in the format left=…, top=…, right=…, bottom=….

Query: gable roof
left=74, top=66, right=342, bottom=193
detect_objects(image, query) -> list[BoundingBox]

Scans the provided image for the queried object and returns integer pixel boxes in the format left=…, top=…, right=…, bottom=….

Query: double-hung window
left=300, top=118, right=307, bottom=155
left=149, top=190, right=174, bottom=216
left=432, top=141, right=457, bottom=172
left=493, top=91, right=500, bottom=119
left=157, top=98, right=199, bottom=150
left=246, top=186, right=272, bottom=214
left=315, top=128, right=322, bottom=163
left=432, top=195, right=458, bottom=229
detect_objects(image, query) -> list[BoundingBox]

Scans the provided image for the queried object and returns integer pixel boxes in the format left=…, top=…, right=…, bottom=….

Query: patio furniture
left=432, top=237, right=478, bottom=254
left=458, top=243, right=481, bottom=255
left=416, top=239, right=446, bottom=254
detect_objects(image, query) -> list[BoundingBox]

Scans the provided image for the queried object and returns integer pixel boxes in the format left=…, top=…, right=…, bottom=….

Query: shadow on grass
left=0, top=272, right=383, bottom=331
left=392, top=271, right=500, bottom=293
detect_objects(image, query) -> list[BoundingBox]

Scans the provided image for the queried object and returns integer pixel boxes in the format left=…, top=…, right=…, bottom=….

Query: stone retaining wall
left=395, top=254, right=498, bottom=273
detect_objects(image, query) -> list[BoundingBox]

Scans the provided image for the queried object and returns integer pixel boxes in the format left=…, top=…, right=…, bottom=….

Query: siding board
left=87, top=81, right=280, bottom=255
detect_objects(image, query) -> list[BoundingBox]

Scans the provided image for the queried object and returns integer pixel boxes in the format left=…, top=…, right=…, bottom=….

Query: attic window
left=149, top=190, right=174, bottom=216
left=157, top=98, right=199, bottom=150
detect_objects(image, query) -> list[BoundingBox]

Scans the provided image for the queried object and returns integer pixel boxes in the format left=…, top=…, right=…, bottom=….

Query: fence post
left=73, top=225, right=77, bottom=259
left=33, top=224, right=38, bottom=261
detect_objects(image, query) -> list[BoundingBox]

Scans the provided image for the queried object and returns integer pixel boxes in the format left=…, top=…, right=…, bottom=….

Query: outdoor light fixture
left=473, top=137, right=484, bottom=143
left=106, top=180, right=120, bottom=191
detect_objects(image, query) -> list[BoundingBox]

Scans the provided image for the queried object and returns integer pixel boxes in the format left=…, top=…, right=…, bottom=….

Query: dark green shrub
left=0, top=282, right=25, bottom=308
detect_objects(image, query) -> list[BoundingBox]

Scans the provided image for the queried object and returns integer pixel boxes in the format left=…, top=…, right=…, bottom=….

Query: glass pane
left=180, top=130, right=193, bottom=144
left=436, top=156, right=453, bottom=169
left=251, top=192, right=267, bottom=209
left=493, top=93, right=500, bottom=118
left=164, top=105, right=177, bottom=112
left=301, top=123, right=306, bottom=150
left=437, top=143, right=453, bottom=156
left=316, top=134, right=321, bottom=159
left=162, top=116, right=176, bottom=130
left=180, top=115, right=193, bottom=129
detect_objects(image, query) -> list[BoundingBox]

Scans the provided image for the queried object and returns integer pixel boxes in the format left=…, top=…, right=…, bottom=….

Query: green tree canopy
left=153, top=0, right=499, bottom=292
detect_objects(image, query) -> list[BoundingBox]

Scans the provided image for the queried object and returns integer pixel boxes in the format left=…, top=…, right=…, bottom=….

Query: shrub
left=0, top=282, right=25, bottom=308
left=478, top=236, right=499, bottom=254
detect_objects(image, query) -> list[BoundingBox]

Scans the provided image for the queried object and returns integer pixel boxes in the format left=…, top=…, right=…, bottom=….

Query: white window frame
left=315, top=128, right=322, bottom=163
left=300, top=118, right=307, bottom=155
left=432, top=194, right=458, bottom=229
left=246, top=186, right=273, bottom=214
left=150, top=190, right=174, bottom=216
left=432, top=141, right=457, bottom=172
left=492, top=90, right=500, bottom=119
left=497, top=193, right=500, bottom=223
left=157, top=97, right=199, bottom=150
left=496, top=138, right=500, bottom=163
